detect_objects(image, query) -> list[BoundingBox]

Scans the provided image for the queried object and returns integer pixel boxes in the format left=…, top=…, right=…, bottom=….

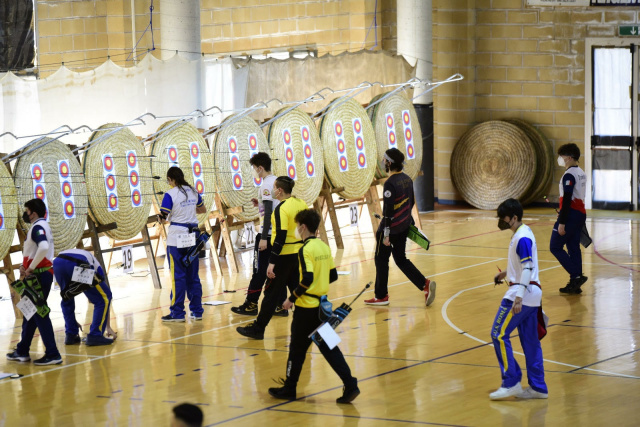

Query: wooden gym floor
left=0, top=207, right=639, bottom=426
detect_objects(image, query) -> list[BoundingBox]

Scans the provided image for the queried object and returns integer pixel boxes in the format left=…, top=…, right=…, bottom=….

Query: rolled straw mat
left=450, top=121, right=536, bottom=210
left=368, top=92, right=423, bottom=180
left=151, top=121, right=216, bottom=225
left=83, top=123, right=152, bottom=240
left=267, top=107, right=324, bottom=206
left=319, top=98, right=377, bottom=199
left=14, top=138, right=88, bottom=254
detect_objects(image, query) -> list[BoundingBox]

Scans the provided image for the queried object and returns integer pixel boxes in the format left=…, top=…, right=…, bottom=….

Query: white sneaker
left=518, top=386, right=548, bottom=399
left=189, top=313, right=203, bottom=321
left=424, top=279, right=436, bottom=307
left=489, top=383, right=523, bottom=400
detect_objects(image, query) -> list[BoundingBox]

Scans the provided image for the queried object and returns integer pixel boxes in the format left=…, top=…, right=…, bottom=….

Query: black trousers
left=374, top=227, right=425, bottom=299
left=284, top=306, right=356, bottom=389
left=254, top=253, right=299, bottom=332
left=245, top=234, right=287, bottom=304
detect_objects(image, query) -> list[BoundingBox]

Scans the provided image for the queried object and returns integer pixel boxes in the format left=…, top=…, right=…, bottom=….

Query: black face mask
left=498, top=219, right=511, bottom=230
left=22, top=212, right=31, bottom=223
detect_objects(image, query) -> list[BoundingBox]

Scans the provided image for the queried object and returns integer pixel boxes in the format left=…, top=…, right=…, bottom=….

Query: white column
left=397, top=0, right=432, bottom=104
left=159, top=0, right=201, bottom=60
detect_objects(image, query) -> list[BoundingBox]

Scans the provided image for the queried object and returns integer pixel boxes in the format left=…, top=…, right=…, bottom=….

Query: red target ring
left=129, top=171, right=139, bottom=187
left=231, top=157, right=240, bottom=171
left=337, top=140, right=345, bottom=154
left=249, top=135, right=257, bottom=149
left=106, top=175, right=116, bottom=191
left=64, top=201, right=75, bottom=217
left=284, top=130, right=291, bottom=144
left=229, top=138, right=237, bottom=153
left=339, top=156, right=347, bottom=170
left=407, top=145, right=414, bottom=157
left=387, top=116, right=394, bottom=128
left=389, top=132, right=396, bottom=145
left=354, top=120, right=361, bottom=132
left=233, top=173, right=242, bottom=189
left=254, top=177, right=262, bottom=186
left=103, top=156, right=114, bottom=171
left=286, top=148, right=294, bottom=162
left=193, top=161, right=202, bottom=177
left=304, top=145, right=312, bottom=159
left=132, top=190, right=142, bottom=206
left=58, top=161, right=70, bottom=178
left=195, top=180, right=204, bottom=194
left=0, top=214, right=4, bottom=229
left=302, top=128, right=309, bottom=141
left=288, top=165, right=296, bottom=179
left=109, top=194, right=118, bottom=209
left=31, top=165, right=43, bottom=182
left=34, top=184, right=46, bottom=200
left=306, top=161, right=314, bottom=176
left=335, top=123, right=342, bottom=136
left=168, top=148, right=178, bottom=162
left=128, top=152, right=137, bottom=167
left=405, top=129, right=412, bottom=141
left=62, top=181, right=72, bottom=197
left=356, top=136, right=364, bottom=150
left=191, top=144, right=199, bottom=158
left=403, top=112, right=410, bottom=124
left=358, top=153, right=366, bottom=167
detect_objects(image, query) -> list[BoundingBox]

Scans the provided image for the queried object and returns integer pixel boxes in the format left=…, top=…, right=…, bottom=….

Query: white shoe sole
left=34, top=359, right=62, bottom=366
left=425, top=281, right=436, bottom=306
left=6, top=357, right=30, bottom=363
left=364, top=301, right=390, bottom=306
left=162, top=318, right=186, bottom=323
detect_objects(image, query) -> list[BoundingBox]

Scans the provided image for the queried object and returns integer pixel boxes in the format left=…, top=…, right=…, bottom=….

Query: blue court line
left=267, top=408, right=470, bottom=427
left=568, top=348, right=640, bottom=373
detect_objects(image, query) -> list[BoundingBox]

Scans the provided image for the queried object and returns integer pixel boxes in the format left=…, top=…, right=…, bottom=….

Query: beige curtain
left=234, top=50, right=415, bottom=122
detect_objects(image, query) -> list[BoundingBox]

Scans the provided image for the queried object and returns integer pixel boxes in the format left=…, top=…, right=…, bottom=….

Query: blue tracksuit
left=53, top=253, right=112, bottom=337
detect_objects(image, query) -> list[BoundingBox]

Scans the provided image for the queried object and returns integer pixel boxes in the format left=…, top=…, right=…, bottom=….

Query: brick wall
left=200, top=0, right=381, bottom=56
left=433, top=0, right=639, bottom=203
left=36, top=0, right=159, bottom=76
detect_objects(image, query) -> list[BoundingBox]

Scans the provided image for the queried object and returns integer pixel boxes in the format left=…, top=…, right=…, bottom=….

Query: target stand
left=313, top=179, right=346, bottom=250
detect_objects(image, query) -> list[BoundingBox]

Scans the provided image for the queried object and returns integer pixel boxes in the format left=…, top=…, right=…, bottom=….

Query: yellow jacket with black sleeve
left=269, top=196, right=307, bottom=263
left=290, top=237, right=338, bottom=308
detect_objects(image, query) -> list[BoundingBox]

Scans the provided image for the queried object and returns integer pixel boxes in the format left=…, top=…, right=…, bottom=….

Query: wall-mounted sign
left=620, top=26, right=640, bottom=36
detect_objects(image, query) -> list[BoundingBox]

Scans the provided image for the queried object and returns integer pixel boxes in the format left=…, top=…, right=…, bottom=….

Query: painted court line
left=440, top=265, right=640, bottom=380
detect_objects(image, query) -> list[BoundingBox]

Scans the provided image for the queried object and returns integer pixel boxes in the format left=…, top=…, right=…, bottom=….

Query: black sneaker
left=6, top=350, right=30, bottom=362
left=336, top=381, right=360, bottom=404
left=65, top=333, right=81, bottom=345
left=231, top=301, right=258, bottom=316
left=236, top=321, right=264, bottom=340
left=162, top=314, right=185, bottom=322
left=85, top=335, right=115, bottom=346
left=559, top=276, right=587, bottom=294
left=273, top=306, right=289, bottom=317
left=268, top=378, right=296, bottom=400
left=33, top=355, right=62, bottom=366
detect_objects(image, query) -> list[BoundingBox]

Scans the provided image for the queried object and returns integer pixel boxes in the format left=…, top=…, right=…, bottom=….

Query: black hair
left=167, top=166, right=196, bottom=197
left=557, top=143, right=580, bottom=160
left=294, top=209, right=321, bottom=234
left=172, top=403, right=203, bottom=427
left=24, top=198, right=47, bottom=218
left=274, top=176, right=295, bottom=194
left=385, top=148, right=404, bottom=172
left=249, top=152, right=271, bottom=172
left=497, top=198, right=523, bottom=222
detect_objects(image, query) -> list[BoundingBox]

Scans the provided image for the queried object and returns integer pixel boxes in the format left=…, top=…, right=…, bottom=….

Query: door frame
left=585, top=38, right=640, bottom=211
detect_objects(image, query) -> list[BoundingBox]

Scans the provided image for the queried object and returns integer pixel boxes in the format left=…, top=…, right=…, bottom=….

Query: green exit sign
left=620, top=26, right=640, bottom=36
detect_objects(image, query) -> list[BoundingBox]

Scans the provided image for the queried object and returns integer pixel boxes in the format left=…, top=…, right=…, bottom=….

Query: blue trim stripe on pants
left=54, top=257, right=112, bottom=337
left=167, top=245, right=203, bottom=319
left=490, top=298, right=548, bottom=394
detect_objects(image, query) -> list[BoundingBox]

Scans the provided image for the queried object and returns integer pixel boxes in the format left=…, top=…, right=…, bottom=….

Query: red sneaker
left=424, top=279, right=436, bottom=307
left=364, top=295, right=389, bottom=306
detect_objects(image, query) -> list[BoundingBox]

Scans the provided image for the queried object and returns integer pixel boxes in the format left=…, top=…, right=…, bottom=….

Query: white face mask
left=251, top=168, right=260, bottom=180
left=294, top=226, right=302, bottom=240
left=557, top=156, right=565, bottom=167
